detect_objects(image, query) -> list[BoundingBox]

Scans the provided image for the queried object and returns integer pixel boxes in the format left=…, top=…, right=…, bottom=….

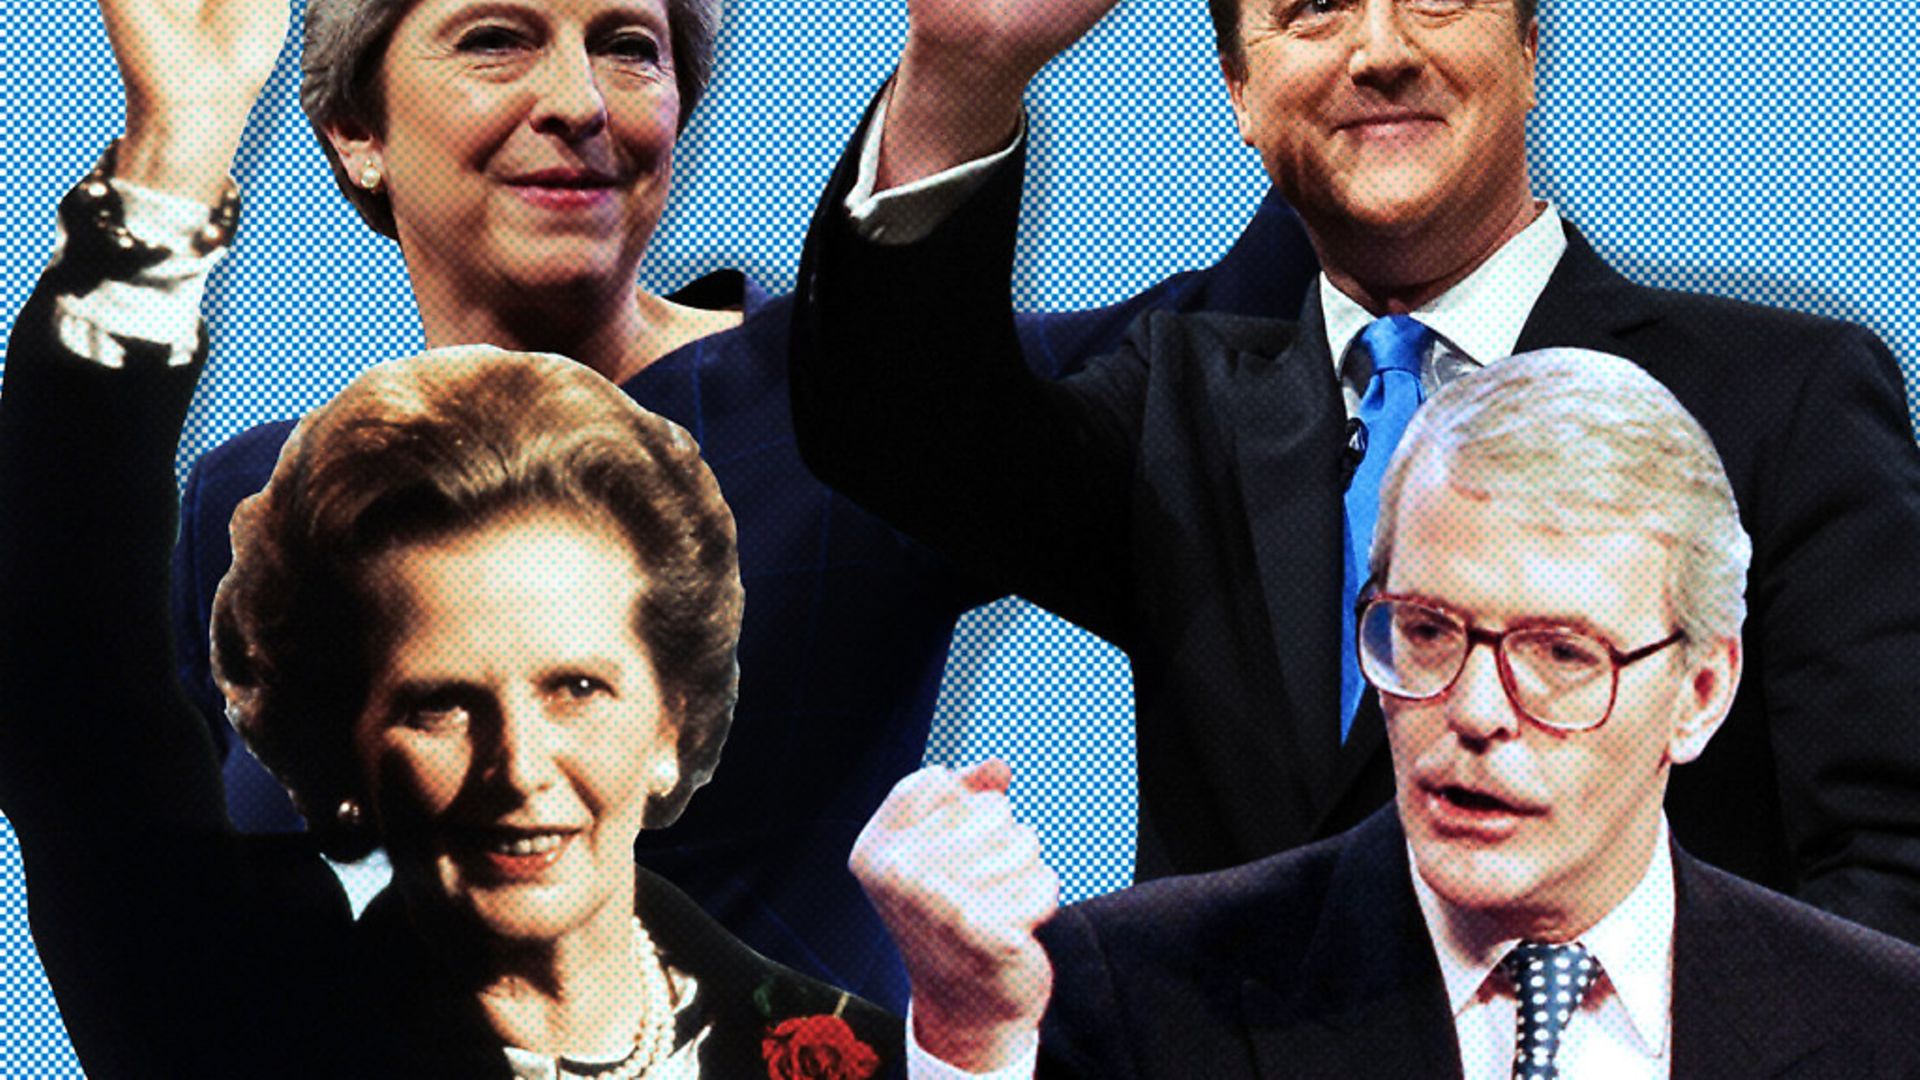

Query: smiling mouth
left=1340, top=115, right=1441, bottom=139
left=488, top=831, right=568, bottom=856
left=452, top=827, right=580, bottom=881
left=510, top=184, right=617, bottom=211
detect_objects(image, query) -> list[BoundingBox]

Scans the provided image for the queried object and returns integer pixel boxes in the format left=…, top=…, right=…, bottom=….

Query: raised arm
left=792, top=0, right=1173, bottom=646
left=0, top=6, right=355, bottom=1077
left=1, top=0, right=285, bottom=838
left=102, top=0, right=285, bottom=202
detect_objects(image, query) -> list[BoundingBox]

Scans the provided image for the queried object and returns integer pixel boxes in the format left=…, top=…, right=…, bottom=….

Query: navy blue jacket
left=1035, top=808, right=1920, bottom=1078
left=170, top=203, right=1320, bottom=1010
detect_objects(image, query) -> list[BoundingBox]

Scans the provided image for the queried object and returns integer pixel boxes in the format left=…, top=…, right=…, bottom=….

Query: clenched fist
left=852, top=760, right=1060, bottom=1073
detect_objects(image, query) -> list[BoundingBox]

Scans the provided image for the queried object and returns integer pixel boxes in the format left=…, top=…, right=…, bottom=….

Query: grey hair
left=1371, top=349, right=1751, bottom=655
left=300, top=0, right=725, bottom=238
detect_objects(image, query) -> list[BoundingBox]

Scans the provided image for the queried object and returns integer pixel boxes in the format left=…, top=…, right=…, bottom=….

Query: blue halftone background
left=4, top=1, right=1919, bottom=1072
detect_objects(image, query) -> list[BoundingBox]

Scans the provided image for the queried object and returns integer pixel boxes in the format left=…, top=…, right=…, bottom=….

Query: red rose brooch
left=760, top=1013, right=881, bottom=1080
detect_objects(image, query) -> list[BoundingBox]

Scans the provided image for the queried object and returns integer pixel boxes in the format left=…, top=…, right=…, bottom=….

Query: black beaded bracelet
left=56, top=140, right=243, bottom=291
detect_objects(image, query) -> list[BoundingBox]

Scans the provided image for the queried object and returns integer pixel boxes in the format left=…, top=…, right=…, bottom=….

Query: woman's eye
left=403, top=696, right=471, bottom=733
left=455, top=25, right=525, bottom=53
left=604, top=32, right=662, bottom=65
left=552, top=675, right=612, bottom=702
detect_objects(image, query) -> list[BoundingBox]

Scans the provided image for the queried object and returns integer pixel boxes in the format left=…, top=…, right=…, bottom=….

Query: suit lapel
left=1226, top=284, right=1352, bottom=820
left=1241, top=812, right=1461, bottom=1080
left=1670, top=848, right=1837, bottom=1078
left=1514, top=225, right=1662, bottom=355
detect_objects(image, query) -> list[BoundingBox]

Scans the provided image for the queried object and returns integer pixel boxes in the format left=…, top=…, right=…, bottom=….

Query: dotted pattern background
left=3, top=1, right=1920, bottom=1073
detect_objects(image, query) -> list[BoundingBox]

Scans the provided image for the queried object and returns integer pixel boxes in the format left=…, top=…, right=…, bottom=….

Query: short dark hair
left=1211, top=0, right=1538, bottom=80
left=213, top=348, right=743, bottom=860
left=301, top=0, right=724, bottom=239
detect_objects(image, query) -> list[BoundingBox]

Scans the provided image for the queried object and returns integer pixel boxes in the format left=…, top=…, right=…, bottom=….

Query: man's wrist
left=911, top=1004, right=1041, bottom=1074
left=898, top=999, right=1036, bottom=1068
left=878, top=46, right=1026, bottom=190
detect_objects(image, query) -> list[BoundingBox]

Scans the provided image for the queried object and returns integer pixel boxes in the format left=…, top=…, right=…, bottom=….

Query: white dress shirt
left=1319, top=203, right=1568, bottom=415
left=1410, top=819, right=1677, bottom=1080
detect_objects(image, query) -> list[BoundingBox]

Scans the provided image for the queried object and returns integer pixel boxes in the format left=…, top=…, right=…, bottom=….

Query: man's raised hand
left=852, top=760, right=1061, bottom=1073
left=879, top=0, right=1123, bottom=188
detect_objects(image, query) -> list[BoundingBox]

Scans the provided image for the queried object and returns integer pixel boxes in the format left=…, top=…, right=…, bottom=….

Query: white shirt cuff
left=903, top=1002, right=1039, bottom=1080
left=49, top=174, right=228, bottom=368
left=843, top=86, right=1024, bottom=246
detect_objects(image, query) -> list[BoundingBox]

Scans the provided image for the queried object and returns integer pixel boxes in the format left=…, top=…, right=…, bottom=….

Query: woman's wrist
left=118, top=116, right=246, bottom=205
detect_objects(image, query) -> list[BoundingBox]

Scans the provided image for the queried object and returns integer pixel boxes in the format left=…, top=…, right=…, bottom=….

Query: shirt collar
left=1579, top=817, right=1675, bottom=1055
left=1320, top=203, right=1569, bottom=374
left=1408, top=814, right=1675, bottom=1054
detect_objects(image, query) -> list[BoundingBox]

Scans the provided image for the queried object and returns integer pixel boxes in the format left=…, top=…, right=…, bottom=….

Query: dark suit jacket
left=0, top=266, right=905, bottom=1078
left=1034, top=807, right=1920, bottom=1079
left=791, top=118, right=1920, bottom=941
left=168, top=209, right=1318, bottom=1007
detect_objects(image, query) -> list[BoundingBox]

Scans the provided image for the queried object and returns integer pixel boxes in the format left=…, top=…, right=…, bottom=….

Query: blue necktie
left=1340, top=315, right=1433, bottom=741
left=1502, top=941, right=1601, bottom=1080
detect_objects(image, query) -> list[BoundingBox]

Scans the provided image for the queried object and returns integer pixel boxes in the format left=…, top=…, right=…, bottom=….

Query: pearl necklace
left=561, top=918, right=675, bottom=1080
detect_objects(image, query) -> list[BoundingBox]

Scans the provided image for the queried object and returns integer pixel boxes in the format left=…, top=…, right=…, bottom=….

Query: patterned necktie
left=1340, top=315, right=1434, bottom=741
left=1502, top=941, right=1601, bottom=1080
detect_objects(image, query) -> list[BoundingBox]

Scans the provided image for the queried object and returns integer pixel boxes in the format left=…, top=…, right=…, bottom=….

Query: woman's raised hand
left=100, top=0, right=291, bottom=201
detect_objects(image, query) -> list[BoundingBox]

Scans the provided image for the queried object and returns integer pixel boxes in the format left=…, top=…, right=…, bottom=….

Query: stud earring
left=652, top=761, right=679, bottom=791
left=336, top=799, right=366, bottom=829
left=357, top=162, right=382, bottom=193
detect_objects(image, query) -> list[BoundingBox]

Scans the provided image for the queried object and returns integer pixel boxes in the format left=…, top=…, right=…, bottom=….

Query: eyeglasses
left=1356, top=594, right=1686, bottom=732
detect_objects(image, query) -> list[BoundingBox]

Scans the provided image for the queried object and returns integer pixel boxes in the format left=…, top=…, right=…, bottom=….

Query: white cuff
left=843, top=86, right=1024, bottom=246
left=48, top=173, right=229, bottom=368
left=903, top=1001, right=1039, bottom=1080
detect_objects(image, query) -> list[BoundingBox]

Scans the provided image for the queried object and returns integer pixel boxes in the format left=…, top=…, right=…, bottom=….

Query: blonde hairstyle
left=213, top=347, right=742, bottom=858
left=1371, top=349, right=1750, bottom=655
left=301, top=0, right=725, bottom=238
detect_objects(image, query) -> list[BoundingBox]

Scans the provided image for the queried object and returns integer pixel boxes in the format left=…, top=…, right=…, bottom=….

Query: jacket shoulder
left=188, top=417, right=300, bottom=489
left=634, top=869, right=905, bottom=1073
left=1684, top=855, right=1920, bottom=1001
left=1605, top=277, right=1893, bottom=392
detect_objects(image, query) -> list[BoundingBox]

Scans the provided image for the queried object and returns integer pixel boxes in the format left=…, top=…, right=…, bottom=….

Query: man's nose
left=1445, top=640, right=1522, bottom=744
left=1348, top=0, right=1423, bottom=87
